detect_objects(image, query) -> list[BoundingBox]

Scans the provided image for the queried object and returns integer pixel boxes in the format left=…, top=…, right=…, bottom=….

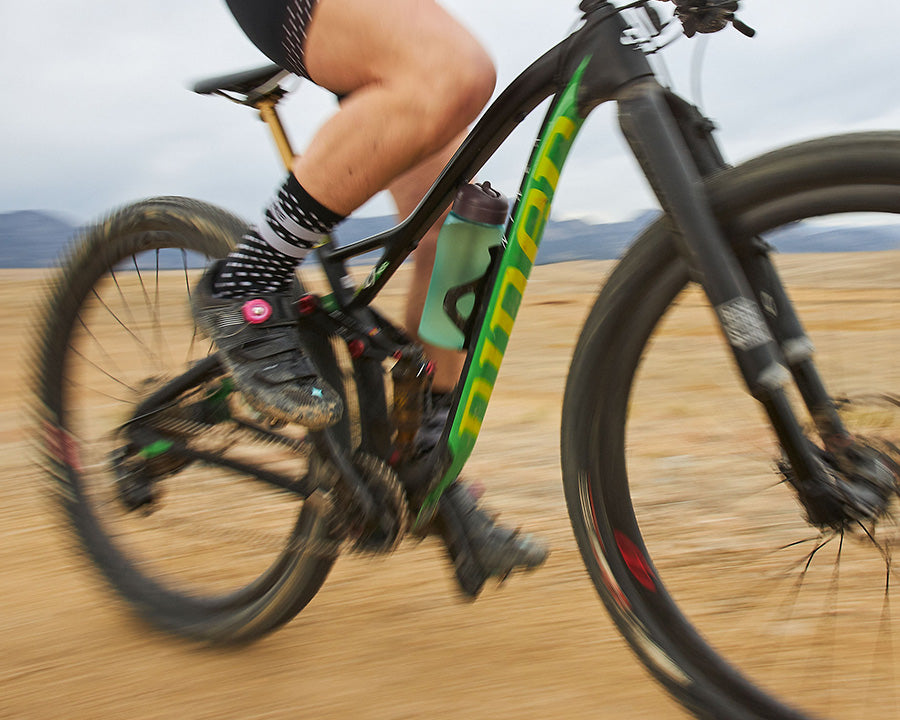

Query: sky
left=2, top=0, right=899, bottom=226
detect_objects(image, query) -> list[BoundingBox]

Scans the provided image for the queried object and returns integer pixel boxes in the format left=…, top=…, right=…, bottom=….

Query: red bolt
left=296, top=294, right=318, bottom=316
left=348, top=339, right=366, bottom=358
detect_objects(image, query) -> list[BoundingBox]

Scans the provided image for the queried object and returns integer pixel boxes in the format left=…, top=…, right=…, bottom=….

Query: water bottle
left=418, top=182, right=508, bottom=350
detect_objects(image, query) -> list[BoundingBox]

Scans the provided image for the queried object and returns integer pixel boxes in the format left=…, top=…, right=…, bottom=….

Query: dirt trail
left=6, top=254, right=898, bottom=719
left=2, top=263, right=693, bottom=719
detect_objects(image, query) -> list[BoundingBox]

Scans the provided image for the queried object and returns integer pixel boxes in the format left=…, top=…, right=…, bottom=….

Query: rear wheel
left=563, top=133, right=900, bottom=718
left=33, top=197, right=340, bottom=643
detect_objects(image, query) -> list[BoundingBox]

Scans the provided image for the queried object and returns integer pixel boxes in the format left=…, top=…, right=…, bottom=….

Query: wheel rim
left=603, top=204, right=900, bottom=718
left=53, top=241, right=319, bottom=610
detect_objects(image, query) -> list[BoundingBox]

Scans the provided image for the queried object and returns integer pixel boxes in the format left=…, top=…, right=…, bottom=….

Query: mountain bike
left=32, top=1, right=900, bottom=718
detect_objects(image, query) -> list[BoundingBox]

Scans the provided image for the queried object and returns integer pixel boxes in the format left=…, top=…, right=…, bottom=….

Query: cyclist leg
left=199, top=0, right=493, bottom=427
left=206, top=0, right=547, bottom=593
left=297, top=0, right=496, bottom=215
left=300, top=0, right=489, bottom=392
left=304, top=1, right=546, bottom=594
left=388, top=135, right=467, bottom=395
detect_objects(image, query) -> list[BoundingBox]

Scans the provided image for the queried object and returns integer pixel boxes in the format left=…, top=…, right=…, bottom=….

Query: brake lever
left=731, top=15, right=756, bottom=37
left=670, top=0, right=756, bottom=38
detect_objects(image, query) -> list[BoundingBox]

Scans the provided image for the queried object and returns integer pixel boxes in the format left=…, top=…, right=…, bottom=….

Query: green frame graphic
left=422, top=59, right=590, bottom=512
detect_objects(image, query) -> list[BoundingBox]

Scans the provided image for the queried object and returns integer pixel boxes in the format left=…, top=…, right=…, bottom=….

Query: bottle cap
left=451, top=182, right=508, bottom=225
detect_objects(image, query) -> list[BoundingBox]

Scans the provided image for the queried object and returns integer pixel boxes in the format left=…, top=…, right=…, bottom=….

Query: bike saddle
left=193, top=63, right=291, bottom=104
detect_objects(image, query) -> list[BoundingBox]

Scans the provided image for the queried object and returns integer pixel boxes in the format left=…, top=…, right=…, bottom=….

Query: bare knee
left=437, top=43, right=496, bottom=124
left=415, top=45, right=496, bottom=150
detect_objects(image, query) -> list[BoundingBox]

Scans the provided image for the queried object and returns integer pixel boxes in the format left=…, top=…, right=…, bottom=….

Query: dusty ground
left=3, top=254, right=898, bottom=720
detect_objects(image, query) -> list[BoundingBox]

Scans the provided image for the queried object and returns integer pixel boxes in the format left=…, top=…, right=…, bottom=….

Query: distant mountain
left=334, top=210, right=900, bottom=263
left=536, top=211, right=661, bottom=263
left=332, top=211, right=658, bottom=264
left=1, top=209, right=897, bottom=269
left=765, top=223, right=900, bottom=254
left=0, top=211, right=79, bottom=268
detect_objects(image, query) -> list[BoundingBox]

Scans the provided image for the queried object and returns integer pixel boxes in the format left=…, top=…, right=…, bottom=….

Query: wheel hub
left=783, top=438, right=900, bottom=529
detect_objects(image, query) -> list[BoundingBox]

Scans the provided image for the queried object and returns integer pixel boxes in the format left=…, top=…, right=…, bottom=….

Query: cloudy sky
left=3, top=1, right=899, bottom=225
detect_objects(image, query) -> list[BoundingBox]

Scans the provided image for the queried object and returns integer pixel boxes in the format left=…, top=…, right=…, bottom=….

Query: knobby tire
left=563, top=132, right=900, bottom=719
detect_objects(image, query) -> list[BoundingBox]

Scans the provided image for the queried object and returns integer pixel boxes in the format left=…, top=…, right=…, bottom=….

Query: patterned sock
left=213, top=174, right=344, bottom=298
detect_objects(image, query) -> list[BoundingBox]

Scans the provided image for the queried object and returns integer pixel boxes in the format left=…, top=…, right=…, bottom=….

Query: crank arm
left=316, top=426, right=398, bottom=539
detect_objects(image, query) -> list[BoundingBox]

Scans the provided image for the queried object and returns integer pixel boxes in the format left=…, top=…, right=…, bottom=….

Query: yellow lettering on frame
left=492, top=307, right=514, bottom=339
left=449, top=102, right=583, bottom=460
left=458, top=378, right=493, bottom=438
left=505, top=265, right=528, bottom=295
left=554, top=116, right=577, bottom=141
left=516, top=189, right=547, bottom=263
left=490, top=266, right=528, bottom=338
left=535, top=155, right=560, bottom=189
left=479, top=337, right=503, bottom=373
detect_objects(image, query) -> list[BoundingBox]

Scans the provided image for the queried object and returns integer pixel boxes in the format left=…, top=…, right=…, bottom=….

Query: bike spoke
left=179, top=251, right=204, bottom=364
left=91, top=277, right=163, bottom=370
left=66, top=341, right=139, bottom=397
left=130, top=253, right=171, bottom=369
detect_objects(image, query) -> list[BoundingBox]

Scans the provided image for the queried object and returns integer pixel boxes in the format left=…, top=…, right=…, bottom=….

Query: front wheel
left=33, top=198, right=341, bottom=643
left=563, top=132, right=900, bottom=719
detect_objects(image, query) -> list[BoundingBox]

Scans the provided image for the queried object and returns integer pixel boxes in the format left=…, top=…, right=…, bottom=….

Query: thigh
left=303, top=0, right=489, bottom=94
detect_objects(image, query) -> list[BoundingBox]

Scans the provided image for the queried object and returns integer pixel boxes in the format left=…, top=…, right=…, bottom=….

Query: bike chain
left=146, top=399, right=312, bottom=458
left=113, top=395, right=345, bottom=558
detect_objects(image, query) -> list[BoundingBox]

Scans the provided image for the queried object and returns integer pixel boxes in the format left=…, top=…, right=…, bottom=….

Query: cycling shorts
left=225, top=0, right=317, bottom=79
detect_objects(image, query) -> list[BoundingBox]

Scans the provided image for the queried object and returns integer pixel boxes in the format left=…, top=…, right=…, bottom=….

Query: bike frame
left=183, top=1, right=845, bottom=528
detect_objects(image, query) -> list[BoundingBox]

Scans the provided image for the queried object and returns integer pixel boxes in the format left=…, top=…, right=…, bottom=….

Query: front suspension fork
left=618, top=81, right=849, bottom=495
left=664, top=90, right=855, bottom=453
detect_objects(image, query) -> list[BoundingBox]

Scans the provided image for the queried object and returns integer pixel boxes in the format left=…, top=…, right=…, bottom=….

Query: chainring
left=313, top=448, right=410, bottom=554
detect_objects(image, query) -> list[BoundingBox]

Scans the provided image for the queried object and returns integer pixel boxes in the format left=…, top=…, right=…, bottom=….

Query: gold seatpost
left=256, top=98, right=295, bottom=172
